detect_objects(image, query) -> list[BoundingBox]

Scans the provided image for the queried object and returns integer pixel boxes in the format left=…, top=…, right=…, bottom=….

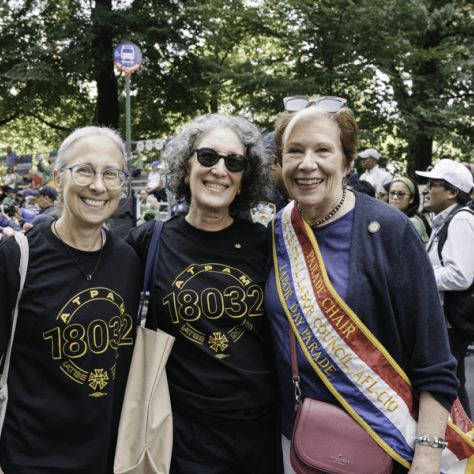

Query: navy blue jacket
left=266, top=191, right=458, bottom=441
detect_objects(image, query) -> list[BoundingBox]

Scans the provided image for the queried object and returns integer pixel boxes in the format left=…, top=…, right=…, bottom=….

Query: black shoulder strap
left=138, top=220, right=164, bottom=331
left=437, top=207, right=474, bottom=265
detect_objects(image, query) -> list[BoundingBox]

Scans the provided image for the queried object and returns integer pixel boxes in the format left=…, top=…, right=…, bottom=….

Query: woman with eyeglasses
left=388, top=176, right=431, bottom=245
left=125, top=114, right=280, bottom=473
left=0, top=127, right=141, bottom=473
left=266, top=96, right=465, bottom=474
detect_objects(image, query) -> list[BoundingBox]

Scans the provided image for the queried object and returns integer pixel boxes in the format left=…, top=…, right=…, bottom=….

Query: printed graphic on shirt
left=42, top=287, right=134, bottom=397
left=162, top=263, right=264, bottom=357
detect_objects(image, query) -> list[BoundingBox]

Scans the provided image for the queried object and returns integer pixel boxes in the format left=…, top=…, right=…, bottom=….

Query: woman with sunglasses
left=125, top=113, right=280, bottom=473
left=0, top=127, right=141, bottom=473
left=266, top=96, right=464, bottom=474
left=377, top=181, right=391, bottom=202
left=388, top=176, right=431, bottom=245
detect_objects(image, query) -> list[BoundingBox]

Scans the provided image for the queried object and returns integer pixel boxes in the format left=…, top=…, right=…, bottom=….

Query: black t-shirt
left=0, top=223, right=141, bottom=474
left=126, top=217, right=278, bottom=427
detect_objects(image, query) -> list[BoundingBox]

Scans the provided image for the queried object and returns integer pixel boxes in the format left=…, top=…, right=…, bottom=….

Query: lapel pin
left=368, top=221, right=381, bottom=233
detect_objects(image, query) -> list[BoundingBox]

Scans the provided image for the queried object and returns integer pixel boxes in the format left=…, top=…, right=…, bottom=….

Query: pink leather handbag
left=289, top=327, right=394, bottom=474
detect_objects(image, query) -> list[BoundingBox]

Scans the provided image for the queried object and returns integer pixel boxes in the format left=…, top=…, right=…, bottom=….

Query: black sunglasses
left=196, top=148, right=247, bottom=173
left=283, top=96, right=347, bottom=113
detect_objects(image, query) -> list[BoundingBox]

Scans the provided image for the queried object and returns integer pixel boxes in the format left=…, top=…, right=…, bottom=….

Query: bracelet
left=414, top=434, right=448, bottom=449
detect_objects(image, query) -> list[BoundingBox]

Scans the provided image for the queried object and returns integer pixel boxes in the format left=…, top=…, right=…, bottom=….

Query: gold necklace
left=53, top=219, right=104, bottom=281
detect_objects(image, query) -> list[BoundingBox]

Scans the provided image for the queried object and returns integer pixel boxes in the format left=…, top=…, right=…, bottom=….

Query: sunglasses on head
left=196, top=148, right=247, bottom=173
left=283, top=96, right=347, bottom=113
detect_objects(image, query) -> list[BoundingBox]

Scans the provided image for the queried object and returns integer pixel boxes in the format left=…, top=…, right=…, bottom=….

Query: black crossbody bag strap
left=137, top=220, right=164, bottom=331
left=437, top=207, right=474, bottom=265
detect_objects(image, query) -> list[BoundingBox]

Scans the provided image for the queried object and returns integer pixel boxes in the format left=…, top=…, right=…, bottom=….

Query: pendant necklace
left=298, top=188, right=347, bottom=228
left=53, top=219, right=104, bottom=281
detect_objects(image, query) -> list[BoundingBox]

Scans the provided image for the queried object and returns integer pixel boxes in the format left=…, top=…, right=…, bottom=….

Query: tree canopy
left=0, top=0, right=473, bottom=174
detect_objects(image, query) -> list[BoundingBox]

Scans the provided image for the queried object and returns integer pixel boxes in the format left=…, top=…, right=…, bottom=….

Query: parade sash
left=272, top=201, right=474, bottom=473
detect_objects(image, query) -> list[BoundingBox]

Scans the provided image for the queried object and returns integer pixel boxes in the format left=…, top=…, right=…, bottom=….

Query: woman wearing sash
left=266, top=97, right=471, bottom=473
left=125, top=114, right=280, bottom=474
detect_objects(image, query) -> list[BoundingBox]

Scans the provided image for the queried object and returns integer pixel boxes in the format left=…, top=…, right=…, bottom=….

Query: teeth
left=205, top=182, right=227, bottom=190
left=83, top=198, right=106, bottom=207
left=295, top=178, right=323, bottom=186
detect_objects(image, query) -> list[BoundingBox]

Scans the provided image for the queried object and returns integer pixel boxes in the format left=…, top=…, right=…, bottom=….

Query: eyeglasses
left=196, top=148, right=247, bottom=173
left=426, top=180, right=444, bottom=190
left=389, top=191, right=409, bottom=199
left=64, top=165, right=128, bottom=189
left=377, top=192, right=388, bottom=200
left=283, top=96, right=347, bottom=113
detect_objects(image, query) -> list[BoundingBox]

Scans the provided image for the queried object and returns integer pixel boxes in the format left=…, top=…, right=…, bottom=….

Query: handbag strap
left=0, top=232, right=29, bottom=389
left=138, top=220, right=164, bottom=331
left=289, top=324, right=302, bottom=408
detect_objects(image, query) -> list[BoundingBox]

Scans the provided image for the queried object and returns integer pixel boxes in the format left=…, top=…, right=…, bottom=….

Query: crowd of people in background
left=1, top=96, right=474, bottom=474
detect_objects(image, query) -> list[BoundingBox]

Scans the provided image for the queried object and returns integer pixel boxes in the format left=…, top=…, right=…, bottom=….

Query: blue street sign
left=114, top=42, right=142, bottom=76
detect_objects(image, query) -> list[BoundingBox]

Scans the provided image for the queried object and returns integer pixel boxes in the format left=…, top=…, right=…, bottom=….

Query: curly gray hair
left=164, top=114, right=271, bottom=213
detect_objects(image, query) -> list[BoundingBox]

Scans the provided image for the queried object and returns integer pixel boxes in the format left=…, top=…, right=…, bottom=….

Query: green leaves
left=0, top=0, right=473, bottom=171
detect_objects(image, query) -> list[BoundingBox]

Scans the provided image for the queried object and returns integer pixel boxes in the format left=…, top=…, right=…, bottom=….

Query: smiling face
left=54, top=134, right=123, bottom=230
left=282, top=116, right=348, bottom=219
left=186, top=127, right=244, bottom=217
left=389, top=181, right=413, bottom=213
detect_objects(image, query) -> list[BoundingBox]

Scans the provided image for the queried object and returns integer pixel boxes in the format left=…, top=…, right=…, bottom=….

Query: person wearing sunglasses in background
left=266, top=96, right=465, bottom=474
left=416, top=159, right=474, bottom=420
left=377, top=181, right=391, bottom=202
left=125, top=113, right=280, bottom=473
left=0, top=127, right=141, bottom=473
left=388, top=176, right=431, bottom=245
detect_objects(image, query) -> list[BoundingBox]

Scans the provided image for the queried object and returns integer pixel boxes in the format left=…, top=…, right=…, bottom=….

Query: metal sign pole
left=113, top=41, right=142, bottom=167
left=125, top=75, right=131, bottom=165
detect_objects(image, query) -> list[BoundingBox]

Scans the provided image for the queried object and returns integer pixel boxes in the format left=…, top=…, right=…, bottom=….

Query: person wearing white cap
left=416, top=158, right=474, bottom=418
left=146, top=160, right=167, bottom=202
left=358, top=148, right=392, bottom=194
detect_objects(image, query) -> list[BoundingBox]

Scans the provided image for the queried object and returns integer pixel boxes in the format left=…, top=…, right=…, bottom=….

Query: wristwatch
left=414, top=434, right=448, bottom=449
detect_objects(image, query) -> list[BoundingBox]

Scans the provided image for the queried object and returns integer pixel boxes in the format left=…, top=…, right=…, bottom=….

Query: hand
left=2, top=227, right=16, bottom=238
left=23, top=223, right=33, bottom=231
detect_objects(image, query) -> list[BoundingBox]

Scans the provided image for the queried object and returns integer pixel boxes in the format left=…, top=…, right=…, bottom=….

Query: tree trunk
left=210, top=94, right=218, bottom=114
left=92, top=0, right=119, bottom=129
left=407, top=133, right=433, bottom=178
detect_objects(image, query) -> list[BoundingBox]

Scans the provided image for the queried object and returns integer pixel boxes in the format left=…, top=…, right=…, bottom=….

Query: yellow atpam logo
left=89, top=369, right=109, bottom=390
left=209, top=332, right=229, bottom=353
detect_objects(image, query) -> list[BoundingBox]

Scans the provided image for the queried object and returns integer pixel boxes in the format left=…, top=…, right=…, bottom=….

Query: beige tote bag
left=114, top=325, right=175, bottom=474
left=0, top=233, right=29, bottom=474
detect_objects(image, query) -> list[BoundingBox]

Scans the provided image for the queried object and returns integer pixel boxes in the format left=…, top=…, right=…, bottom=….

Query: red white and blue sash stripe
left=272, top=201, right=474, bottom=473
